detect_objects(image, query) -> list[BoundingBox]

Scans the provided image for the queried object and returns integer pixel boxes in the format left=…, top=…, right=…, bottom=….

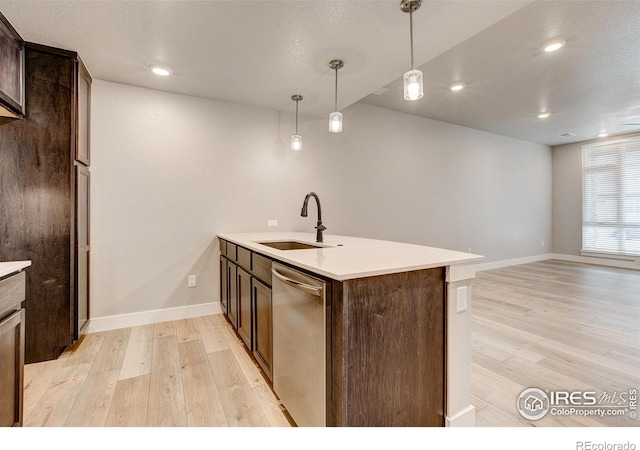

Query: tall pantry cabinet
left=0, top=43, right=91, bottom=363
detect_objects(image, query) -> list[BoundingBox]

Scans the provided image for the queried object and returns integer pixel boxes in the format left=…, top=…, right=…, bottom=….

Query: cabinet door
left=219, top=256, right=228, bottom=314
left=0, top=309, right=25, bottom=427
left=227, top=261, right=238, bottom=329
left=237, top=267, right=252, bottom=349
left=75, top=165, right=90, bottom=338
left=252, top=278, right=272, bottom=381
left=75, top=60, right=91, bottom=165
left=0, top=13, right=25, bottom=118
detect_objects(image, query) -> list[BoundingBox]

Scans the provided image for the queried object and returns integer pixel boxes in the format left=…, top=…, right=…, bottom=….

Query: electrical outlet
left=267, top=219, right=278, bottom=227
left=456, top=286, right=468, bottom=313
left=188, top=275, right=196, bottom=287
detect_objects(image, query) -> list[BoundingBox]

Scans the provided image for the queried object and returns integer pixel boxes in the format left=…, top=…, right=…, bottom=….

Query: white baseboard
left=446, top=405, right=476, bottom=427
left=475, top=254, right=553, bottom=272
left=88, top=302, right=222, bottom=333
left=550, top=253, right=640, bottom=271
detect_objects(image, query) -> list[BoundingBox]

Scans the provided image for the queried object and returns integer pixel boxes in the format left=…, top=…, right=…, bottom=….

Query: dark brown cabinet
left=0, top=269, right=27, bottom=427
left=219, top=256, right=228, bottom=315
left=237, top=267, right=252, bottom=349
left=252, top=277, right=272, bottom=380
left=0, top=43, right=92, bottom=363
left=219, top=239, right=273, bottom=381
left=0, top=12, right=25, bottom=118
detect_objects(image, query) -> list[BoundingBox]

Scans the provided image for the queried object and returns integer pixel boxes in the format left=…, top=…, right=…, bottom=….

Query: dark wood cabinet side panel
left=0, top=48, right=75, bottom=363
left=340, top=268, right=445, bottom=427
left=329, top=281, right=344, bottom=427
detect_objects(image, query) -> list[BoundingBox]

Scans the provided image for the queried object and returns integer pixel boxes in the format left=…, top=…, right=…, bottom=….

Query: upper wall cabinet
left=0, top=12, right=25, bottom=118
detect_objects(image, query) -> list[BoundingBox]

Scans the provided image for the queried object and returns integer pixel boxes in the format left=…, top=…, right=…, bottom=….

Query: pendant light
left=401, top=0, right=423, bottom=101
left=291, top=95, right=303, bottom=151
left=328, top=59, right=344, bottom=133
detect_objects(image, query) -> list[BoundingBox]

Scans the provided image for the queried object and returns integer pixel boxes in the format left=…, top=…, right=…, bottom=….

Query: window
left=582, top=137, right=640, bottom=258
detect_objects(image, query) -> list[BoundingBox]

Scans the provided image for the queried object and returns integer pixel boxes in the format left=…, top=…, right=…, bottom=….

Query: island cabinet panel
left=329, top=268, right=445, bottom=427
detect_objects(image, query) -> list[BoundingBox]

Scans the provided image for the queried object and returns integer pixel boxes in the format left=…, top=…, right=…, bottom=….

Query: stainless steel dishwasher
left=271, top=262, right=327, bottom=427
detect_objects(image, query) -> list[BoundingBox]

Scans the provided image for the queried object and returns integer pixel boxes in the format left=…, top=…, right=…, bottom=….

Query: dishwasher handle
left=272, top=267, right=324, bottom=297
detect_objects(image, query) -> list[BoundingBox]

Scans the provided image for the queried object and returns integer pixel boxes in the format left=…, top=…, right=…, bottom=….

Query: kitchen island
left=218, top=232, right=483, bottom=427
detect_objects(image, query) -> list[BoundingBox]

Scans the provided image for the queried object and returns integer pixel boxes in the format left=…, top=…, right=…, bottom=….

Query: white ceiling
left=1, top=1, right=638, bottom=146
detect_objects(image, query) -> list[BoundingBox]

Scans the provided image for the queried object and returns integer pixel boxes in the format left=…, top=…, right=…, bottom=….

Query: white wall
left=91, top=81, right=552, bottom=321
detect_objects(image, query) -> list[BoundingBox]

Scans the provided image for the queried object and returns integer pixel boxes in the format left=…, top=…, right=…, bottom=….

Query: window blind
left=582, top=137, right=640, bottom=257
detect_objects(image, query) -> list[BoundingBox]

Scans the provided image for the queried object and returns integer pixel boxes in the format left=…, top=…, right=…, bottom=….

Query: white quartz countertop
left=0, top=260, right=31, bottom=278
left=217, top=232, right=484, bottom=281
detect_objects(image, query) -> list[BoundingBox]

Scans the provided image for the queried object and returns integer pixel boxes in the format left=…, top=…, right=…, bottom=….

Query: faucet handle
left=315, top=224, right=327, bottom=231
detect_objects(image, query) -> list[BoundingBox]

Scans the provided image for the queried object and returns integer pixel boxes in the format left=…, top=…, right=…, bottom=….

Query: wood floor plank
left=214, top=314, right=264, bottom=387
left=179, top=340, right=229, bottom=426
left=25, top=363, right=91, bottom=427
left=196, top=314, right=230, bottom=353
left=251, top=384, right=291, bottom=427
left=105, top=374, right=150, bottom=427
left=119, top=324, right=154, bottom=380
left=208, top=349, right=271, bottom=426
left=147, top=335, right=187, bottom=426
left=176, top=318, right=201, bottom=343
left=63, top=332, right=106, bottom=367
left=23, top=358, right=65, bottom=420
left=90, top=328, right=131, bottom=374
left=64, top=369, right=119, bottom=426
left=154, top=320, right=177, bottom=338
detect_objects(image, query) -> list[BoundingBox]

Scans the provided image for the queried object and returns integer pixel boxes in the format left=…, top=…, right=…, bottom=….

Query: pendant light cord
left=295, top=98, right=299, bottom=134
left=409, top=9, right=415, bottom=70
left=334, top=68, right=338, bottom=112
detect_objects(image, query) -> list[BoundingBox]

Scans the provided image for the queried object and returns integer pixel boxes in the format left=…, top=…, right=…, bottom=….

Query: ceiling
left=0, top=1, right=638, bottom=147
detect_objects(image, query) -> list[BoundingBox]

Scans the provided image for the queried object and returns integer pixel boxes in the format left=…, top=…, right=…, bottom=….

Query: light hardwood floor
left=22, top=260, right=639, bottom=427
left=472, top=260, right=640, bottom=427
left=23, top=314, right=290, bottom=427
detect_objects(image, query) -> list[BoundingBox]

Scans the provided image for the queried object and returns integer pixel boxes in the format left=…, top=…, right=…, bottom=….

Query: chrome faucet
left=301, top=192, right=327, bottom=243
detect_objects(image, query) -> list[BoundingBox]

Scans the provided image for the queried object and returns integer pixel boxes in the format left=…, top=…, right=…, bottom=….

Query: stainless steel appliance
left=271, top=262, right=327, bottom=427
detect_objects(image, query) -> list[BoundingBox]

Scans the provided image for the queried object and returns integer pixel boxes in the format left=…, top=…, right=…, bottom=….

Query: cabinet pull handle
left=271, top=268, right=323, bottom=297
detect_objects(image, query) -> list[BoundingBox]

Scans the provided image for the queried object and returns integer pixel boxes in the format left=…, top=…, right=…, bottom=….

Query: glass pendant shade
left=329, top=111, right=343, bottom=133
left=403, top=68, right=423, bottom=101
left=291, top=134, right=302, bottom=151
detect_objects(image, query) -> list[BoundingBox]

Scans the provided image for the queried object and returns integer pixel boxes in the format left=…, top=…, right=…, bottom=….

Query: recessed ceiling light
left=538, top=112, right=551, bottom=119
left=450, top=83, right=465, bottom=92
left=598, top=132, right=609, bottom=138
left=372, top=87, right=389, bottom=96
left=543, top=40, right=566, bottom=53
left=150, top=65, right=172, bottom=76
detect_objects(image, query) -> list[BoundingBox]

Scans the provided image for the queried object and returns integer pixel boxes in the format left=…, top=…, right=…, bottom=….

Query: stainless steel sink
left=257, top=241, right=325, bottom=250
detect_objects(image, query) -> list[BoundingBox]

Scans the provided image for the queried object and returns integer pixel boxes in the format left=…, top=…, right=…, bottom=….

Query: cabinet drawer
left=227, top=242, right=237, bottom=262
left=252, top=253, right=272, bottom=286
left=219, top=238, right=227, bottom=257
left=237, top=246, right=251, bottom=271
left=0, top=272, right=25, bottom=317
